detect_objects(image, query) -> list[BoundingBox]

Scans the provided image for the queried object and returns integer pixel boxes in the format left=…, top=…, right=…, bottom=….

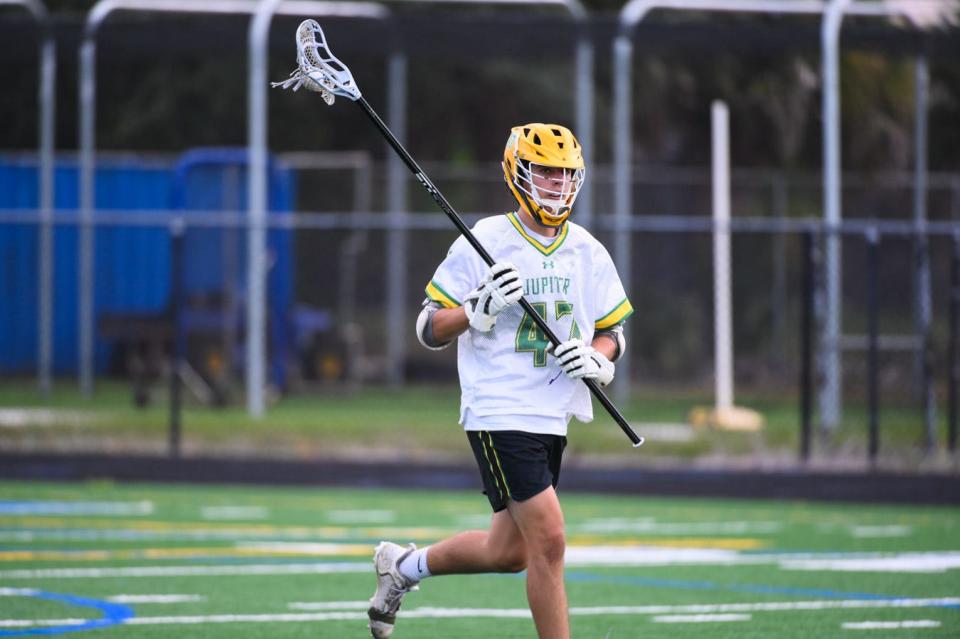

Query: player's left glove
left=553, top=338, right=615, bottom=387
left=463, top=262, right=523, bottom=332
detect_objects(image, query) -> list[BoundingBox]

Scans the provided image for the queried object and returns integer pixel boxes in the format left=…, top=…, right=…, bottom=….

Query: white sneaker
left=367, top=541, right=419, bottom=638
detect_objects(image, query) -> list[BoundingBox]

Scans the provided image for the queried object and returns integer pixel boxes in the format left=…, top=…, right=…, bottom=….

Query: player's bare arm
left=430, top=306, right=468, bottom=343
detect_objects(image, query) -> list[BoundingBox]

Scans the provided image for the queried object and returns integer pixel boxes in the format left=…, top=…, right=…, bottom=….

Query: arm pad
left=594, top=324, right=626, bottom=362
left=416, top=300, right=453, bottom=351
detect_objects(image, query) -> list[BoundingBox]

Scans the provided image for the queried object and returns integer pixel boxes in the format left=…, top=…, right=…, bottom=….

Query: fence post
left=866, top=228, right=879, bottom=468
left=169, top=218, right=185, bottom=459
left=949, top=232, right=960, bottom=454
left=800, top=229, right=815, bottom=463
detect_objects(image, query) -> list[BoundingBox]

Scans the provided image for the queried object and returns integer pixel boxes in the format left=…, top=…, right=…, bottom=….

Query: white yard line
left=0, top=408, right=94, bottom=428
left=780, top=553, right=960, bottom=574
left=849, top=526, right=913, bottom=539
left=1, top=599, right=956, bottom=628
left=568, top=598, right=960, bottom=614
left=5, top=549, right=960, bottom=578
left=288, top=601, right=371, bottom=610
left=107, top=594, right=206, bottom=604
left=0, top=618, right=91, bottom=628
left=326, top=510, right=396, bottom=524
left=200, top=507, right=269, bottom=521
left=0, top=562, right=370, bottom=579
left=574, top=519, right=782, bottom=535
left=652, top=613, right=751, bottom=623
left=842, top=620, right=941, bottom=630
left=565, top=546, right=746, bottom=566
left=236, top=542, right=372, bottom=556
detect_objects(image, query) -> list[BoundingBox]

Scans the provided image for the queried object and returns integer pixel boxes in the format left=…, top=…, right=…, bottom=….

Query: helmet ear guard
left=502, top=123, right=585, bottom=227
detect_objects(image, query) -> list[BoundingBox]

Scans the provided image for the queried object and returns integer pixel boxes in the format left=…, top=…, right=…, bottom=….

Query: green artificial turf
left=0, top=480, right=957, bottom=638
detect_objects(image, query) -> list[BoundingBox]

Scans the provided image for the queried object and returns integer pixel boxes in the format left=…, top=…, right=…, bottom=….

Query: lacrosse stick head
left=271, top=19, right=361, bottom=104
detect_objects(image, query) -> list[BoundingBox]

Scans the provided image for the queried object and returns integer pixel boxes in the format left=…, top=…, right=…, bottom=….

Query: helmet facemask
left=502, top=123, right=586, bottom=227
left=513, top=159, right=584, bottom=227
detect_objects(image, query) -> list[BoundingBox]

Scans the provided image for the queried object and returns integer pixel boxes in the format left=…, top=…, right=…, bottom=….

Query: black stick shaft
left=356, top=96, right=643, bottom=447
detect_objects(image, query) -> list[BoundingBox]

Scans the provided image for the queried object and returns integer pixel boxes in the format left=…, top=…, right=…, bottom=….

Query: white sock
left=398, top=546, right=431, bottom=582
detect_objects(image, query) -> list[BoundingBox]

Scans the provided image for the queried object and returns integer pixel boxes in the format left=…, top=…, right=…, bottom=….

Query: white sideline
left=288, top=601, right=371, bottom=610
left=4, top=549, right=960, bottom=578
left=107, top=595, right=205, bottom=604
left=849, top=526, right=912, bottom=539
left=780, top=553, right=960, bottom=574
left=236, top=542, right=372, bottom=555
left=326, top=510, right=396, bottom=524
left=0, top=618, right=90, bottom=628
left=568, top=598, right=960, bottom=614
left=0, top=598, right=956, bottom=628
left=0, top=562, right=370, bottom=579
left=842, top=620, right=941, bottom=630
left=200, top=507, right=269, bottom=521
left=653, top=614, right=750, bottom=623
left=575, top=519, right=782, bottom=535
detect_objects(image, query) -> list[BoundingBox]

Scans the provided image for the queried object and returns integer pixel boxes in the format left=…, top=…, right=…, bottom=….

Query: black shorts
left=466, top=430, right=567, bottom=513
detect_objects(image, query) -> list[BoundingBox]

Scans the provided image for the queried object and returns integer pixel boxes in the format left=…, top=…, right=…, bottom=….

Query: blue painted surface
left=0, top=589, right=133, bottom=637
left=0, top=156, right=171, bottom=374
left=171, top=148, right=295, bottom=389
left=0, top=151, right=295, bottom=387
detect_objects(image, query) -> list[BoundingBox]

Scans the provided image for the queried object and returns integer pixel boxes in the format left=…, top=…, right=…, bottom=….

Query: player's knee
left=530, top=528, right=566, bottom=566
left=494, top=548, right=527, bottom=573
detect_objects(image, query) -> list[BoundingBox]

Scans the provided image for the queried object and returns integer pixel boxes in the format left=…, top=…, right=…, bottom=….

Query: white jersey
left=425, top=212, right=633, bottom=436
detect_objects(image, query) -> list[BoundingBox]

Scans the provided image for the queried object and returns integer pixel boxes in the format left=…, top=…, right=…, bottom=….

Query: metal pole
left=611, top=35, right=633, bottom=404
left=800, top=229, right=815, bottom=463
left=712, top=100, right=733, bottom=411
left=78, top=30, right=97, bottom=398
left=386, top=51, right=408, bottom=387
left=820, top=0, right=853, bottom=431
left=771, top=174, right=787, bottom=371
left=35, top=3, right=56, bottom=398
left=913, top=54, right=935, bottom=453
left=866, top=228, right=879, bottom=467
left=949, top=232, right=960, bottom=454
left=575, top=36, right=594, bottom=232
left=3, top=0, right=57, bottom=400
left=169, top=218, right=185, bottom=458
left=247, top=0, right=282, bottom=417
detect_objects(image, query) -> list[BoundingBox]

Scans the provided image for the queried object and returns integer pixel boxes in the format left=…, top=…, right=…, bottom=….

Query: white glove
left=553, top=338, right=615, bottom=387
left=463, top=262, right=523, bottom=332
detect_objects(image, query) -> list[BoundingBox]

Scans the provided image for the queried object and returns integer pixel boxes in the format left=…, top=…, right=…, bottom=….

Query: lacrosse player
left=367, top=123, right=633, bottom=639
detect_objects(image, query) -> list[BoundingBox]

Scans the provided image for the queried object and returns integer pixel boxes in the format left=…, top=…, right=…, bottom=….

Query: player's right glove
left=463, top=262, right=523, bottom=332
left=553, top=338, right=615, bottom=387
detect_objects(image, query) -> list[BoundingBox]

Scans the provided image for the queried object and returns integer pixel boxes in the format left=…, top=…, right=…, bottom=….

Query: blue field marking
left=561, top=571, right=960, bottom=610
left=0, top=590, right=133, bottom=637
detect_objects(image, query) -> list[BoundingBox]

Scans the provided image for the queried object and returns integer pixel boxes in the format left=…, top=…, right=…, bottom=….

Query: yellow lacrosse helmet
left=502, top=123, right=585, bottom=227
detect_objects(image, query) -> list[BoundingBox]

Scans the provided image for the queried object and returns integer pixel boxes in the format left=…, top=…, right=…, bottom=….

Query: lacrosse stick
left=273, top=20, right=643, bottom=448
